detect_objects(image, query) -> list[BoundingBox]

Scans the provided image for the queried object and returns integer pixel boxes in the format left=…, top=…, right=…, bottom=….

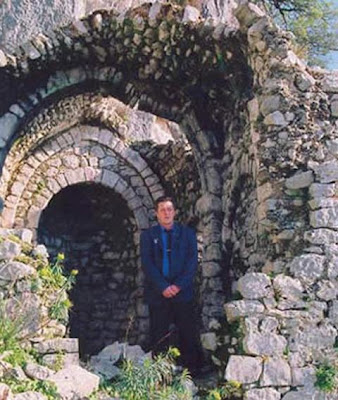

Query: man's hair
left=155, top=196, right=175, bottom=210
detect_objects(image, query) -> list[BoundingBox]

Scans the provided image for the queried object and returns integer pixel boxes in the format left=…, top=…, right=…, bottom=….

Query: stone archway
left=0, top=1, right=253, bottom=361
left=38, top=182, right=144, bottom=357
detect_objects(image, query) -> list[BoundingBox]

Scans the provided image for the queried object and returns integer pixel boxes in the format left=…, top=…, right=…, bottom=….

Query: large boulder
left=49, top=365, right=99, bottom=400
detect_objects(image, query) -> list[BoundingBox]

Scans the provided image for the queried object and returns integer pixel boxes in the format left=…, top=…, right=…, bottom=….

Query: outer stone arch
left=24, top=167, right=150, bottom=232
left=0, top=1, right=254, bottom=354
left=1, top=124, right=163, bottom=230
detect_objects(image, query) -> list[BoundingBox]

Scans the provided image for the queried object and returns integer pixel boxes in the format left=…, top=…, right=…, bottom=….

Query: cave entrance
left=37, top=182, right=146, bottom=357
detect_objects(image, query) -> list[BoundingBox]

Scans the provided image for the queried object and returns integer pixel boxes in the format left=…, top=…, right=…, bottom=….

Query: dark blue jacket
left=140, top=223, right=198, bottom=304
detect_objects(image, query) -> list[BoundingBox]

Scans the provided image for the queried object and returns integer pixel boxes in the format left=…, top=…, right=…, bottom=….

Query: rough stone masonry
left=0, top=0, right=337, bottom=398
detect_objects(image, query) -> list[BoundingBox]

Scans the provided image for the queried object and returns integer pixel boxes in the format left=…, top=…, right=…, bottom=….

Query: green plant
left=8, top=234, right=33, bottom=255
left=37, top=253, right=77, bottom=324
left=274, top=287, right=283, bottom=302
left=283, top=346, right=290, bottom=357
left=14, top=254, right=35, bottom=264
left=0, top=301, right=28, bottom=366
left=254, top=0, right=338, bottom=66
left=315, top=363, right=338, bottom=393
left=205, top=381, right=242, bottom=399
left=2, top=376, right=60, bottom=400
left=0, top=243, right=77, bottom=398
left=33, top=180, right=47, bottom=197
left=95, top=348, right=193, bottom=400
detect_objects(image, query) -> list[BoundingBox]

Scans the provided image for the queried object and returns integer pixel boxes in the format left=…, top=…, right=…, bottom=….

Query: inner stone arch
left=37, top=182, right=145, bottom=357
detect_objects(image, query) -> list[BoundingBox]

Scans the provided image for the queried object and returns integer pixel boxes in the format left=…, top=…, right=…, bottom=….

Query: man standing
left=140, top=196, right=203, bottom=375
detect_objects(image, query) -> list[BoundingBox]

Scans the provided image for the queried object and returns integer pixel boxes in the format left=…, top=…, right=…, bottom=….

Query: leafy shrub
left=91, top=348, right=193, bottom=400
left=205, top=381, right=242, bottom=399
left=315, top=363, right=338, bottom=393
left=3, top=376, right=60, bottom=400
left=0, top=301, right=28, bottom=366
left=0, top=241, right=76, bottom=398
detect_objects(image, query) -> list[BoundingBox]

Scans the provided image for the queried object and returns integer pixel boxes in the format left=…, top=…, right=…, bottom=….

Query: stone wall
left=0, top=229, right=79, bottom=367
left=0, top=90, right=224, bottom=356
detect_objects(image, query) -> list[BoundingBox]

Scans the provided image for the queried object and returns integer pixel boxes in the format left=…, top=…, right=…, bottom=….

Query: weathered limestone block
left=321, top=72, right=338, bottom=93
left=50, top=365, right=99, bottom=400
left=41, top=353, right=79, bottom=369
left=244, top=333, right=287, bottom=356
left=234, top=1, right=266, bottom=29
left=326, top=138, right=338, bottom=155
left=248, top=98, right=259, bottom=122
left=261, top=358, right=291, bottom=386
left=304, top=229, right=338, bottom=245
left=6, top=293, right=41, bottom=336
left=90, top=342, right=148, bottom=379
left=245, top=388, right=281, bottom=400
left=310, top=207, right=338, bottom=229
left=182, top=6, right=200, bottom=22
left=289, top=254, right=325, bottom=283
left=237, top=273, right=272, bottom=299
left=0, top=50, right=7, bottom=67
left=33, top=338, right=79, bottom=354
left=295, top=71, right=316, bottom=92
left=202, top=262, right=221, bottom=277
left=289, top=323, right=336, bottom=351
left=308, top=198, right=338, bottom=210
left=225, top=356, right=263, bottom=384
left=291, top=366, right=315, bottom=387
left=0, top=113, right=19, bottom=147
left=328, top=257, right=338, bottom=280
left=0, top=384, right=12, bottom=400
left=331, top=99, right=338, bottom=117
left=277, top=298, right=309, bottom=311
left=282, top=388, right=336, bottom=400
left=316, top=280, right=337, bottom=301
left=196, top=193, right=222, bottom=215
left=63, top=154, right=79, bottom=169
left=21, top=42, right=40, bottom=60
left=281, top=390, right=311, bottom=400
left=204, top=244, right=222, bottom=262
left=257, top=182, right=273, bottom=203
left=0, top=262, right=36, bottom=283
left=313, top=160, right=338, bottom=183
left=23, top=363, right=54, bottom=380
left=201, top=332, right=217, bottom=351
left=263, top=111, right=287, bottom=126
left=244, top=316, right=259, bottom=334
left=285, top=171, right=313, bottom=190
left=123, top=344, right=147, bottom=363
left=260, top=317, right=279, bottom=333
left=0, top=240, right=22, bottom=260
left=32, top=245, right=49, bottom=259
left=309, top=183, right=336, bottom=198
left=273, top=275, right=304, bottom=300
left=224, top=300, right=265, bottom=322
left=329, top=300, right=338, bottom=327
left=0, top=229, right=32, bottom=244
left=259, top=95, right=281, bottom=116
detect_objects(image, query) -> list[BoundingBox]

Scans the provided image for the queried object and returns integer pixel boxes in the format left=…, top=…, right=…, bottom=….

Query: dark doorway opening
left=37, top=182, right=147, bottom=357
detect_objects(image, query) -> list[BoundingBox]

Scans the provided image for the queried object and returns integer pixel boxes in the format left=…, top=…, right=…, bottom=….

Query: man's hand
left=162, top=285, right=181, bottom=298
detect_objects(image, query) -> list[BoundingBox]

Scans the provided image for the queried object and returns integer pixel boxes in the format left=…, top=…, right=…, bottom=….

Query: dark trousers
left=149, top=300, right=204, bottom=371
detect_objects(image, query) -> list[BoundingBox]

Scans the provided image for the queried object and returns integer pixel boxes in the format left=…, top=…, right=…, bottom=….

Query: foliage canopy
left=254, top=0, right=338, bottom=65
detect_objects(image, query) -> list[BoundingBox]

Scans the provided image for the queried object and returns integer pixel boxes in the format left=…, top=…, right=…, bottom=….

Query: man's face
left=156, top=201, right=176, bottom=228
